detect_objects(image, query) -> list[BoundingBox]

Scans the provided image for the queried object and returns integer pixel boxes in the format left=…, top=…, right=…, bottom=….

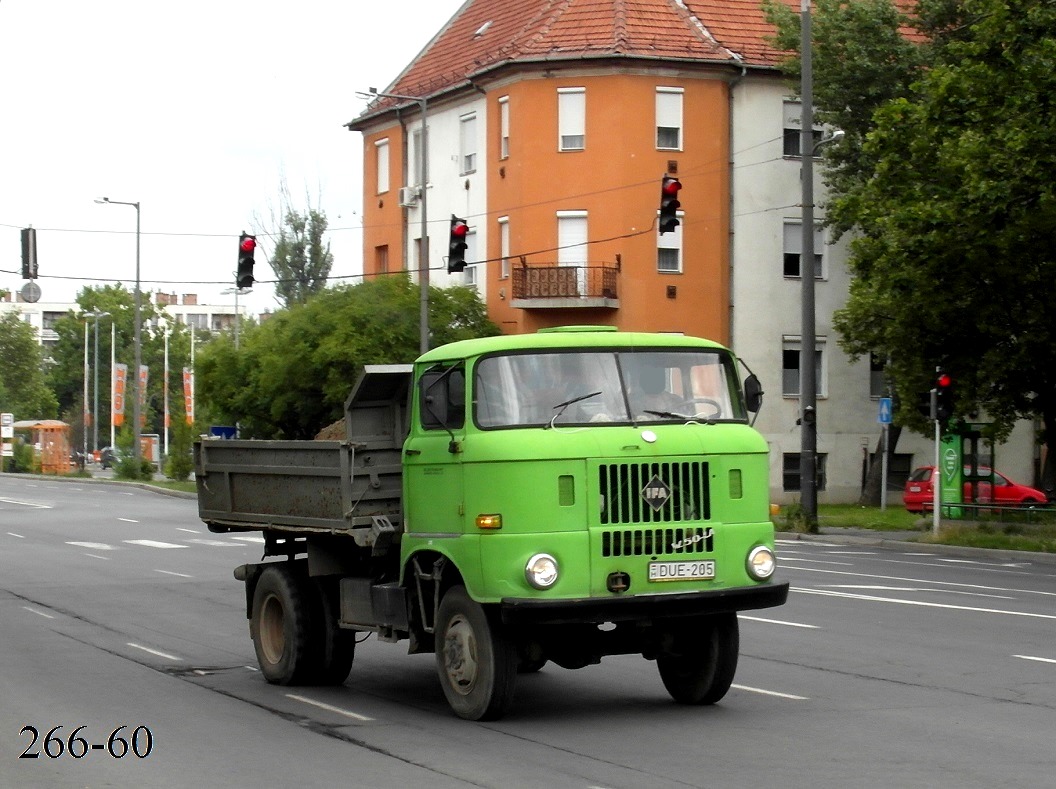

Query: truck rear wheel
left=657, top=613, right=739, bottom=705
left=310, top=582, right=356, bottom=685
left=435, top=586, right=517, bottom=721
left=250, top=564, right=315, bottom=685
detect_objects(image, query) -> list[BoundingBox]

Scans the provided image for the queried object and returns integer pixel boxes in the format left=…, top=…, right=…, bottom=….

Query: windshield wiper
left=643, top=409, right=716, bottom=425
left=547, top=391, right=602, bottom=427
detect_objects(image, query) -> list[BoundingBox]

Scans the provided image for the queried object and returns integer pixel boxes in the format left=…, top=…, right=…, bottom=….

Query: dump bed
left=194, top=365, right=412, bottom=543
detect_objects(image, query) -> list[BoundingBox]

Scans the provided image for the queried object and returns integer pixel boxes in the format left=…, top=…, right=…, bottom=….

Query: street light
left=85, top=310, right=110, bottom=454
left=95, top=197, right=142, bottom=469
left=360, top=86, right=430, bottom=354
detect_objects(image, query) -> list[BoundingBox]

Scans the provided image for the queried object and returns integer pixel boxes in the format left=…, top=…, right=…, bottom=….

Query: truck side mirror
left=744, top=374, right=763, bottom=413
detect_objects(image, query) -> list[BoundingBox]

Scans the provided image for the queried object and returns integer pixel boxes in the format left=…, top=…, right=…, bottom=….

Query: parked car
left=903, top=466, right=1047, bottom=512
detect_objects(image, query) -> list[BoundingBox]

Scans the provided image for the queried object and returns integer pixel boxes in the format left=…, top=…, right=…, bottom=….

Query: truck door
left=403, top=364, right=466, bottom=535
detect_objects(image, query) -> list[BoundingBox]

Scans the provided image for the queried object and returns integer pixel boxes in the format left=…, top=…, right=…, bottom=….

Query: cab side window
left=419, top=366, right=466, bottom=430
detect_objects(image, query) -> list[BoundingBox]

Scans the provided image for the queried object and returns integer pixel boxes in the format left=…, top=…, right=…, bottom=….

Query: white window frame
left=782, top=335, right=826, bottom=397
left=462, top=231, right=482, bottom=291
left=375, top=138, right=390, bottom=194
left=558, top=88, right=586, bottom=151
left=498, top=216, right=510, bottom=279
left=498, top=96, right=510, bottom=160
left=656, top=87, right=683, bottom=151
left=411, top=126, right=427, bottom=187
left=657, top=212, right=684, bottom=273
left=783, top=99, right=824, bottom=157
left=459, top=113, right=477, bottom=175
left=783, top=221, right=825, bottom=279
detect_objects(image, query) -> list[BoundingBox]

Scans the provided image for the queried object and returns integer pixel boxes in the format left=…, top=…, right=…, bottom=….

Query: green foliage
left=767, top=0, right=1056, bottom=469
left=0, top=312, right=59, bottom=419
left=196, top=277, right=500, bottom=439
left=256, top=184, right=334, bottom=307
left=4, top=438, right=39, bottom=474
left=164, top=417, right=195, bottom=481
left=114, top=426, right=153, bottom=481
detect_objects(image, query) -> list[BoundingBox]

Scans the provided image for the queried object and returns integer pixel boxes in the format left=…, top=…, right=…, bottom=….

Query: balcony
left=510, top=261, right=620, bottom=309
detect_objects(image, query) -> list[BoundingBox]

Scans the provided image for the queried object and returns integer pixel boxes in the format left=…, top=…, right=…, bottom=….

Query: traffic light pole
left=933, top=416, right=941, bottom=533
left=799, top=0, right=818, bottom=530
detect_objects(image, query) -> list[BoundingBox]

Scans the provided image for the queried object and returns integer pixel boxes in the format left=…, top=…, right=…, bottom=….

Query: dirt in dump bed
left=314, top=420, right=344, bottom=440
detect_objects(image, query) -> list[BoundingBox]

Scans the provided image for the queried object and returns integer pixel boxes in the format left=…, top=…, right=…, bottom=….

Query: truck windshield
left=474, top=349, right=746, bottom=428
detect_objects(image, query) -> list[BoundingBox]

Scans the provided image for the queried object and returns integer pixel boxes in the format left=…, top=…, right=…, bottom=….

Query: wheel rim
left=259, top=593, right=285, bottom=665
left=442, top=613, right=479, bottom=696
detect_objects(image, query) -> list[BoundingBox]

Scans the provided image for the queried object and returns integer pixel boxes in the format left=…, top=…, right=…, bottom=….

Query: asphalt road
left=1, top=474, right=1053, bottom=788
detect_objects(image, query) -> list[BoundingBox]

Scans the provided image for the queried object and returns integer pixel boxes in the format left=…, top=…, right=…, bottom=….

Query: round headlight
left=525, top=553, right=559, bottom=590
left=746, top=545, right=776, bottom=581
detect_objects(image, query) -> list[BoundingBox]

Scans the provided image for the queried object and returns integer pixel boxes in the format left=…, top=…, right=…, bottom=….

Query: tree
left=0, top=312, right=59, bottom=420
left=196, top=277, right=500, bottom=439
left=765, top=0, right=1056, bottom=498
left=255, top=183, right=334, bottom=307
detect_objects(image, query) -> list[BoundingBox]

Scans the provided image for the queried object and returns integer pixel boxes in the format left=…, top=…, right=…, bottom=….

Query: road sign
left=210, top=425, right=237, bottom=440
left=877, top=397, right=892, bottom=425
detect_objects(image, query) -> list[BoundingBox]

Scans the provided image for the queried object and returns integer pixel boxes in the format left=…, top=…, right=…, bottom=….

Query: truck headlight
left=746, top=545, right=776, bottom=581
left=525, top=553, right=559, bottom=590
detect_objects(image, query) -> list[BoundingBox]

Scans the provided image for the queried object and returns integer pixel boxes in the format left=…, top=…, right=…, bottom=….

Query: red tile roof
left=355, top=0, right=796, bottom=120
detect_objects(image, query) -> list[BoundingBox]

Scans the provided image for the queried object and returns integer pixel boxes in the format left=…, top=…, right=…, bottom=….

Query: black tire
left=310, top=581, right=356, bottom=685
left=657, top=613, right=739, bottom=705
left=435, top=586, right=518, bottom=721
left=250, top=564, right=315, bottom=685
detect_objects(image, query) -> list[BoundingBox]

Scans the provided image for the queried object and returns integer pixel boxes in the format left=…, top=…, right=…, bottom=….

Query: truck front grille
left=601, top=526, right=714, bottom=557
left=598, top=461, right=710, bottom=525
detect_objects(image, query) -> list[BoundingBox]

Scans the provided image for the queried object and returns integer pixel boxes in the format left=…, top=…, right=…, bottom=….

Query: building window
left=186, top=314, right=207, bottom=330
left=783, top=453, right=828, bottom=492
left=782, top=336, right=825, bottom=397
left=498, top=216, right=510, bottom=279
left=415, top=236, right=430, bottom=276
left=657, top=214, right=683, bottom=273
left=498, top=96, right=510, bottom=159
left=656, top=87, right=683, bottom=150
left=42, top=311, right=64, bottom=330
left=783, top=222, right=824, bottom=278
left=558, top=88, right=585, bottom=151
left=461, top=231, right=479, bottom=288
left=870, top=353, right=887, bottom=399
left=375, top=138, right=389, bottom=194
left=460, top=113, right=477, bottom=174
left=783, top=100, right=823, bottom=157
left=558, top=211, right=588, bottom=294
left=375, top=245, right=389, bottom=274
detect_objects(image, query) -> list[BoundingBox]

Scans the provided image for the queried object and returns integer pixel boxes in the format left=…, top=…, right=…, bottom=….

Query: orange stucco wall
left=361, top=124, right=408, bottom=278
left=486, top=72, right=731, bottom=343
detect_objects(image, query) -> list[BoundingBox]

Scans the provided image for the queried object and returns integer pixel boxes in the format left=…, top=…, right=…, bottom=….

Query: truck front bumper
left=499, top=581, right=789, bottom=626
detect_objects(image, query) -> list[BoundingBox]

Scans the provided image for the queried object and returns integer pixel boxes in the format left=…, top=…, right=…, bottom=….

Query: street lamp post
left=799, top=1, right=845, bottom=529
left=364, top=86, right=429, bottom=354
left=85, top=310, right=110, bottom=454
left=221, top=286, right=252, bottom=350
left=95, top=197, right=142, bottom=469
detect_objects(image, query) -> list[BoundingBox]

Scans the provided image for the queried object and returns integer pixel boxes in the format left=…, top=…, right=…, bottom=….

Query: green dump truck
left=195, top=326, right=788, bottom=720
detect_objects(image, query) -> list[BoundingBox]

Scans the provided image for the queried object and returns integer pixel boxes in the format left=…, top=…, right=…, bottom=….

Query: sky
left=0, top=0, right=465, bottom=317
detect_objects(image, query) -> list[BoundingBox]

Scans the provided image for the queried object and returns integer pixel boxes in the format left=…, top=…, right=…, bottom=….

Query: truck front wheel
left=656, top=613, right=739, bottom=705
left=250, top=564, right=315, bottom=685
left=435, top=586, right=517, bottom=721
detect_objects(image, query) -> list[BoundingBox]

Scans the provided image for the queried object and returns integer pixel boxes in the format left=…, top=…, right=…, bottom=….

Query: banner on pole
left=183, top=368, right=195, bottom=425
left=139, top=365, right=149, bottom=427
left=113, top=364, right=127, bottom=426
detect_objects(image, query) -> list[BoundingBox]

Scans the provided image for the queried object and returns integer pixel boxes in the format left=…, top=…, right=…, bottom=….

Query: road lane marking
left=1014, top=654, right=1056, bottom=665
left=154, top=569, right=194, bottom=578
left=783, top=564, right=1056, bottom=598
left=176, top=528, right=200, bottom=534
left=820, top=584, right=1014, bottom=600
left=85, top=554, right=110, bottom=561
left=741, top=615, right=819, bottom=629
left=7, top=532, right=25, bottom=538
left=118, top=517, right=139, bottom=523
left=127, top=643, right=181, bottom=661
left=796, top=587, right=1056, bottom=620
left=23, top=606, right=55, bottom=619
left=67, top=541, right=117, bottom=550
left=229, top=535, right=266, bottom=543
left=124, top=540, right=187, bottom=549
left=285, top=694, right=374, bottom=721
left=732, top=684, right=808, bottom=700
left=186, top=539, right=241, bottom=547
left=0, top=497, right=51, bottom=508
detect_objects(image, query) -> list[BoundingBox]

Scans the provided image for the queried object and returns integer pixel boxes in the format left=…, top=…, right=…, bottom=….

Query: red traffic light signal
left=448, top=216, right=469, bottom=273
left=658, top=175, right=681, bottom=235
left=237, top=232, right=256, bottom=289
left=935, top=370, right=955, bottom=423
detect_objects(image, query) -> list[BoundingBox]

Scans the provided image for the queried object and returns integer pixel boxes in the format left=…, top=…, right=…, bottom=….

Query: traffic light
left=21, top=227, right=38, bottom=279
left=237, top=232, right=256, bottom=289
left=658, top=175, right=682, bottom=235
left=448, top=216, right=469, bottom=273
left=935, top=370, right=955, bottom=423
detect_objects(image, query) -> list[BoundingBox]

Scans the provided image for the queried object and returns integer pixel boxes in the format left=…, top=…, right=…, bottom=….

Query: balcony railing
left=510, top=260, right=620, bottom=309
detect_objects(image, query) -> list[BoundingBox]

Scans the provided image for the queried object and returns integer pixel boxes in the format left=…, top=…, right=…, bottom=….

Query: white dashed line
left=22, top=606, right=55, bottom=619
left=732, top=684, right=808, bottom=700
left=127, top=643, right=181, bottom=661
left=124, top=540, right=187, bottom=549
left=285, top=694, right=374, bottom=721
left=1014, top=654, right=1056, bottom=665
